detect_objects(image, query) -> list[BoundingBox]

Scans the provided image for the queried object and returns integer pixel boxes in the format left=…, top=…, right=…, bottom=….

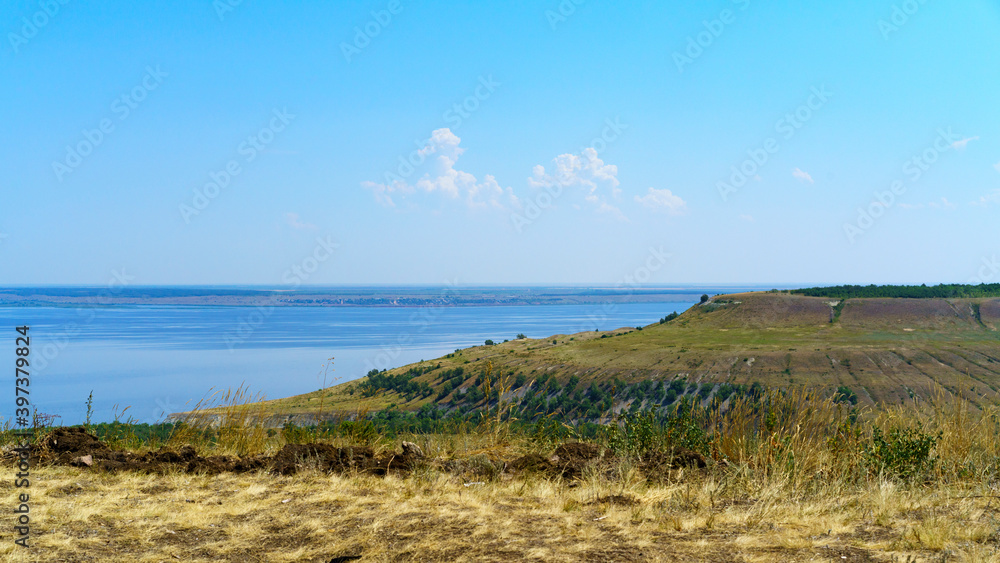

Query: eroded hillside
left=221, top=292, right=1000, bottom=421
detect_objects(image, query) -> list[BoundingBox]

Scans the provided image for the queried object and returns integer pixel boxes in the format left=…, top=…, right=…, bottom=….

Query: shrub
left=659, top=312, right=679, bottom=324
left=565, top=375, right=580, bottom=393
left=606, top=410, right=659, bottom=458
left=862, top=424, right=940, bottom=480
left=663, top=389, right=678, bottom=405
left=664, top=407, right=710, bottom=455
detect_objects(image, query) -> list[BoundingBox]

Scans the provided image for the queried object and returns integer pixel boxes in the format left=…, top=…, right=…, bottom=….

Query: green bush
left=862, top=425, right=940, bottom=480
left=606, top=410, right=659, bottom=458
left=659, top=312, right=679, bottom=324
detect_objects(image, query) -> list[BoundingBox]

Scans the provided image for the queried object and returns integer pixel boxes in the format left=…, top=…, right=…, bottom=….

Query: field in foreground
left=3, top=462, right=1000, bottom=562
left=9, top=389, right=1000, bottom=562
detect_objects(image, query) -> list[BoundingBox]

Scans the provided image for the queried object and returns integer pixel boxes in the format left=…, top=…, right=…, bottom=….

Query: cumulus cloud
left=951, top=136, right=979, bottom=150
left=634, top=188, right=687, bottom=215
left=792, top=168, right=814, bottom=184
left=529, top=147, right=625, bottom=219
left=284, top=212, right=317, bottom=231
left=362, top=128, right=520, bottom=211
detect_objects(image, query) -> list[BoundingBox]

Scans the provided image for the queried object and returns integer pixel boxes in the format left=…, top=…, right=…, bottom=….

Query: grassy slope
left=249, top=292, right=1000, bottom=417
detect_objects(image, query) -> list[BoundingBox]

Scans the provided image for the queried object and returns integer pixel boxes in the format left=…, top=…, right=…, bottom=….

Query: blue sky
left=2, top=0, right=998, bottom=286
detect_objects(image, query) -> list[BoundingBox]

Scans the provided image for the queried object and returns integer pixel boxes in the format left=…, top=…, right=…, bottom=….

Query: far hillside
left=184, top=287, right=1000, bottom=426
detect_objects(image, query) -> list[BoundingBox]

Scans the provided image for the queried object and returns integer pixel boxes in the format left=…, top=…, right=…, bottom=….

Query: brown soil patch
left=509, top=453, right=555, bottom=474
left=31, top=428, right=634, bottom=482
left=552, top=441, right=607, bottom=479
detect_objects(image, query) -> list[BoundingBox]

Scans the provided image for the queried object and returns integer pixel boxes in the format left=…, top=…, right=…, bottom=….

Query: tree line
left=792, top=283, right=1000, bottom=299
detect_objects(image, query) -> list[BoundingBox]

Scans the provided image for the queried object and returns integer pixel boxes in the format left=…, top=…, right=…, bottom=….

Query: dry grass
left=5, top=460, right=1000, bottom=562
left=13, top=380, right=1000, bottom=560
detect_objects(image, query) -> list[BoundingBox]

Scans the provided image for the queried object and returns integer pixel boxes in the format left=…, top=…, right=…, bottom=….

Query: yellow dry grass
left=4, top=462, right=1000, bottom=562
left=11, top=384, right=1000, bottom=561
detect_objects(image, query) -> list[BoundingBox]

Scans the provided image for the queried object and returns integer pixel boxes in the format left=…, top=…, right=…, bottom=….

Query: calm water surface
left=0, top=302, right=693, bottom=424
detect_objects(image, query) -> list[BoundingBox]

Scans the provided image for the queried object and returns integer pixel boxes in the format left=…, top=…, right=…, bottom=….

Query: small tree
left=485, top=339, right=494, bottom=346
left=700, top=294, right=710, bottom=304
left=516, top=333, right=527, bottom=340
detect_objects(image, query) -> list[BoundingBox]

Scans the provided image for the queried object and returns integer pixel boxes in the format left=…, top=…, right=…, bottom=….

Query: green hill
left=218, top=292, right=1000, bottom=422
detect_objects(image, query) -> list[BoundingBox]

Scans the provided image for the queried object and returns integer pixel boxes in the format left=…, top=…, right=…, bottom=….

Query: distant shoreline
left=0, top=285, right=775, bottom=308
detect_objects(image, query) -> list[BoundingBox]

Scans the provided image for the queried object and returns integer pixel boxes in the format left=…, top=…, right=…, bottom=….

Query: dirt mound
left=270, top=444, right=375, bottom=476
left=509, top=453, right=555, bottom=474
left=32, top=431, right=628, bottom=484
left=43, top=427, right=109, bottom=461
left=552, top=442, right=606, bottom=479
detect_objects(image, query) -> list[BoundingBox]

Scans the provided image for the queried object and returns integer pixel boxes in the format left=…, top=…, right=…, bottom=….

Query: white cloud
left=973, top=189, right=1000, bottom=206
left=284, top=212, right=317, bottom=231
left=529, top=148, right=620, bottom=194
left=951, top=136, right=979, bottom=150
left=634, top=188, right=687, bottom=215
left=362, top=128, right=520, bottom=211
left=529, top=147, right=625, bottom=219
left=792, top=168, right=814, bottom=184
